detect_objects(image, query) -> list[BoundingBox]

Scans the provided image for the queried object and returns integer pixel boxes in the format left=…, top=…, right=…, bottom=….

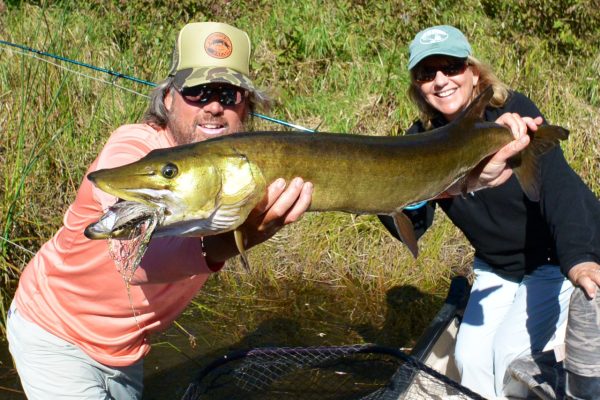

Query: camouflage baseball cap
left=408, top=25, right=472, bottom=70
left=168, top=22, right=256, bottom=93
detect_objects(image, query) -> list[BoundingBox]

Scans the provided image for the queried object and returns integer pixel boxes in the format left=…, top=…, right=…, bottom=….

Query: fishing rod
left=0, top=39, right=316, bottom=132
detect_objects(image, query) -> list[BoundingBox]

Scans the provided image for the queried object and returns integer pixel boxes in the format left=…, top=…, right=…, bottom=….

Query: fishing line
left=0, top=45, right=150, bottom=98
left=0, top=39, right=156, bottom=86
left=0, top=39, right=316, bottom=132
left=0, top=237, right=36, bottom=257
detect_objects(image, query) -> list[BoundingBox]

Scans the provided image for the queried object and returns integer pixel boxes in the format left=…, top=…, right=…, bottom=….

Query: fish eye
left=161, top=163, right=178, bottom=179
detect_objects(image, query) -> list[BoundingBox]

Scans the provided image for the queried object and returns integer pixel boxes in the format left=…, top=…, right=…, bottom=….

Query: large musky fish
left=85, top=87, right=568, bottom=261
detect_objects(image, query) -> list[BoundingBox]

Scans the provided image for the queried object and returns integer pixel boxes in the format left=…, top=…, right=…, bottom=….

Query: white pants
left=7, top=303, right=144, bottom=400
left=454, top=260, right=573, bottom=399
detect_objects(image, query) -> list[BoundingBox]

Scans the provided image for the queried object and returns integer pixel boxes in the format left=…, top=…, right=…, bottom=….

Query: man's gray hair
left=142, top=77, right=270, bottom=128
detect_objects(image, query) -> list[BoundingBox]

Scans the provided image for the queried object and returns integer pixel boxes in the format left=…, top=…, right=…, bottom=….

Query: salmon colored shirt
left=14, top=124, right=222, bottom=367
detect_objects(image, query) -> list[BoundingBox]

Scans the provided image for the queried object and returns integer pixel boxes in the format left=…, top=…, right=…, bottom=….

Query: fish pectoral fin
left=392, top=211, right=419, bottom=258
left=234, top=228, right=251, bottom=271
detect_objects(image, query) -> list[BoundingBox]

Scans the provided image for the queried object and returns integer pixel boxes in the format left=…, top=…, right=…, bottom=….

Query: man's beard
left=166, top=111, right=202, bottom=146
left=166, top=111, right=247, bottom=146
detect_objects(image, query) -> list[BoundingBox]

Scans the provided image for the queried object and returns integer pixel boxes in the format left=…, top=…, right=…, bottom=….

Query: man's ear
left=164, top=88, right=174, bottom=111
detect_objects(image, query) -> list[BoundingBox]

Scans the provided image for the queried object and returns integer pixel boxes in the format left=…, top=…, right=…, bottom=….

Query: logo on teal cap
left=419, top=28, right=450, bottom=45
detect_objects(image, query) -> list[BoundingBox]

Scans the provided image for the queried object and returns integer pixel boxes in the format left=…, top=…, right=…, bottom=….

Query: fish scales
left=185, top=123, right=510, bottom=213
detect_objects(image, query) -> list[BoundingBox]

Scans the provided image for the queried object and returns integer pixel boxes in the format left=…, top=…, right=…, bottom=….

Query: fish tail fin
left=512, top=124, right=569, bottom=201
left=234, top=229, right=251, bottom=271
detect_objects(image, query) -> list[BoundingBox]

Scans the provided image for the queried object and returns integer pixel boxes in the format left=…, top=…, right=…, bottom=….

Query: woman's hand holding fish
left=568, top=261, right=600, bottom=299
left=472, top=114, right=540, bottom=188
left=447, top=114, right=541, bottom=195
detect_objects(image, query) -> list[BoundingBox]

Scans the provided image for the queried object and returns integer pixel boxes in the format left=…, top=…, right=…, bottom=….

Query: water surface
left=0, top=276, right=443, bottom=399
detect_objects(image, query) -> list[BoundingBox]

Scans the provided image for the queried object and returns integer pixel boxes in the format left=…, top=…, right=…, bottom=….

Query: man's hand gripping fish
left=85, top=87, right=568, bottom=266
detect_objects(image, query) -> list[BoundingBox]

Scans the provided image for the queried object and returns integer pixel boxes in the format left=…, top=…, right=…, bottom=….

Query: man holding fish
left=7, top=22, right=313, bottom=399
left=7, top=22, right=554, bottom=400
left=380, top=25, right=600, bottom=398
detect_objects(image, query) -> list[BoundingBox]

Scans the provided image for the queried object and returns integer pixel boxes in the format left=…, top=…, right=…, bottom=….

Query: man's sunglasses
left=412, top=61, right=468, bottom=83
left=180, top=85, right=247, bottom=106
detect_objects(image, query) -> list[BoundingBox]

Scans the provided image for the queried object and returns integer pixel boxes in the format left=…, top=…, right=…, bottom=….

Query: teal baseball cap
left=408, top=25, right=472, bottom=70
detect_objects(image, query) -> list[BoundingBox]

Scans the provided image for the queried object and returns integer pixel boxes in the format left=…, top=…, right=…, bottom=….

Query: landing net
left=180, top=344, right=485, bottom=400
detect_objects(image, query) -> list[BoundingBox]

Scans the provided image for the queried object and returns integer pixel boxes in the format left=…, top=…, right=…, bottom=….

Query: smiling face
left=164, top=83, right=249, bottom=145
left=413, top=56, right=480, bottom=121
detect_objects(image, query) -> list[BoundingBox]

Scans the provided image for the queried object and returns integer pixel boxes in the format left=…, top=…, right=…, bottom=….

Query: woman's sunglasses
left=412, top=61, right=468, bottom=83
left=180, top=84, right=248, bottom=106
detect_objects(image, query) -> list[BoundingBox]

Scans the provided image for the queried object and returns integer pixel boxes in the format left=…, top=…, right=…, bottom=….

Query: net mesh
left=107, top=206, right=164, bottom=285
left=180, top=345, right=485, bottom=400
left=106, top=204, right=164, bottom=327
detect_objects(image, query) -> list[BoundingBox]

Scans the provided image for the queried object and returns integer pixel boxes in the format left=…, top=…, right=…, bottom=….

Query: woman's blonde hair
left=408, top=56, right=510, bottom=129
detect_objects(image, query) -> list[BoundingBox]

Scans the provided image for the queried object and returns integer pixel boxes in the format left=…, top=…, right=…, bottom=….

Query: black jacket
left=380, top=91, right=600, bottom=279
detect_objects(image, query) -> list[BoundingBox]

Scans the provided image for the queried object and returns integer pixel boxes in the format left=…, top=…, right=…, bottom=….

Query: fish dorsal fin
left=452, top=85, right=495, bottom=127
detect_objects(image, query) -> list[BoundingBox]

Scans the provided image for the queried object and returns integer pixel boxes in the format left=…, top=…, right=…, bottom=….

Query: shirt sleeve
left=505, top=92, right=600, bottom=273
left=90, top=126, right=157, bottom=210
left=539, top=147, right=600, bottom=276
left=130, top=236, right=224, bottom=284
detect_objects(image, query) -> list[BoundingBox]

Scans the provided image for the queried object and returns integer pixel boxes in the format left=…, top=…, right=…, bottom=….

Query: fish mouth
left=84, top=201, right=165, bottom=240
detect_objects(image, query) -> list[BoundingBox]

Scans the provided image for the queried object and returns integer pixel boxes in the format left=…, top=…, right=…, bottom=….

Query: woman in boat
left=380, top=25, right=600, bottom=398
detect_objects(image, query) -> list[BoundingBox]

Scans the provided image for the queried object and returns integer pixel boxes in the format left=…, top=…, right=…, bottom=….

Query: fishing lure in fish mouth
left=84, top=201, right=164, bottom=240
left=84, top=86, right=569, bottom=269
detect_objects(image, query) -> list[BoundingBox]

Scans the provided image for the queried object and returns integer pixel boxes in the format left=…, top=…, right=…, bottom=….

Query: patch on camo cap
left=204, top=32, right=233, bottom=59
